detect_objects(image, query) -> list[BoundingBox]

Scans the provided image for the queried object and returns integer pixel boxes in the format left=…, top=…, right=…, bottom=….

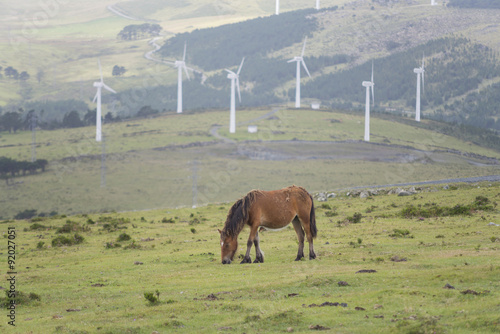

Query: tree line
left=0, top=157, right=48, bottom=178
left=117, top=23, right=162, bottom=41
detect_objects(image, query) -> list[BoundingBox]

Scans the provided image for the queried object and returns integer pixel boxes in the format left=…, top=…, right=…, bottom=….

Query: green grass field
left=1, top=182, right=498, bottom=333
left=1, top=108, right=499, bottom=219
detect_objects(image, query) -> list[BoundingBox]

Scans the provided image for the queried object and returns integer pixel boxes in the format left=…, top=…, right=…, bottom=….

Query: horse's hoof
left=253, top=257, right=264, bottom=263
left=294, top=256, right=304, bottom=261
left=240, top=257, right=251, bottom=264
left=309, top=254, right=317, bottom=260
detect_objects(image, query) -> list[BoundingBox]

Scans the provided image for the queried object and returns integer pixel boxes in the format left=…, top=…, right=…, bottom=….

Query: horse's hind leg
left=292, top=217, right=305, bottom=261
left=253, top=232, right=264, bottom=263
left=297, top=212, right=316, bottom=260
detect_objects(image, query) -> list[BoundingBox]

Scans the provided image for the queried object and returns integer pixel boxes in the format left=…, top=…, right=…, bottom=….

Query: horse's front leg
left=241, top=225, right=259, bottom=264
left=253, top=232, right=264, bottom=263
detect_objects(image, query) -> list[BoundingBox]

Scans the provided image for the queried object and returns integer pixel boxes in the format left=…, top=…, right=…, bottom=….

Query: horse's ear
left=218, top=229, right=222, bottom=235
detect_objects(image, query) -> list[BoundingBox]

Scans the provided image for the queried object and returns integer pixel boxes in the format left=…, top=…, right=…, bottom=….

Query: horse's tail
left=309, top=193, right=318, bottom=238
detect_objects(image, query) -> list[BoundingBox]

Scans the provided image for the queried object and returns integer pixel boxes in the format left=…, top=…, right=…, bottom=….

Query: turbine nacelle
left=362, top=81, right=374, bottom=87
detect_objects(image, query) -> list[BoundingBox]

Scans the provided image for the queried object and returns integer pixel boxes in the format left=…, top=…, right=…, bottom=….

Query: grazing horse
left=218, top=185, right=317, bottom=264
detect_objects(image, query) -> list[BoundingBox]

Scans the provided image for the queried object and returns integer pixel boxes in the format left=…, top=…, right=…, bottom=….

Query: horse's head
left=218, top=229, right=237, bottom=264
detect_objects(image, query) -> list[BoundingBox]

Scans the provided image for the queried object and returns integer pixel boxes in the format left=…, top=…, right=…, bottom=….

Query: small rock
left=461, top=289, right=479, bottom=295
left=374, top=304, right=383, bottom=309
left=287, top=327, right=294, bottom=333
left=52, top=315, right=63, bottom=319
left=327, top=193, right=336, bottom=198
left=360, top=191, right=369, bottom=198
left=338, top=281, right=349, bottom=286
left=374, top=315, right=384, bottom=319
left=443, top=283, right=455, bottom=289
left=355, top=306, right=365, bottom=311
left=398, top=191, right=412, bottom=197
left=66, top=309, right=81, bottom=312
left=488, top=222, right=499, bottom=226
left=134, top=261, right=143, bottom=265
left=287, top=293, right=299, bottom=297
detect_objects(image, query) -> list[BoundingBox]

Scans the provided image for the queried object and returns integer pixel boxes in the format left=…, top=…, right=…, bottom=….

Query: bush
left=117, top=233, right=131, bottom=242
left=51, top=233, right=84, bottom=247
left=1, top=290, right=40, bottom=307
left=14, top=209, right=38, bottom=220
left=144, top=290, right=160, bottom=305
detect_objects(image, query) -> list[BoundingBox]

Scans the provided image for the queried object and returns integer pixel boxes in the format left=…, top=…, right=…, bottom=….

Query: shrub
left=30, top=223, right=48, bottom=231
left=1, top=291, right=40, bottom=307
left=389, top=229, right=413, bottom=238
left=105, top=242, right=121, bottom=249
left=36, top=241, right=45, bottom=249
left=56, top=220, right=89, bottom=234
left=161, top=217, right=175, bottom=223
left=347, top=212, right=363, bottom=224
left=51, top=233, right=84, bottom=247
left=14, top=209, right=38, bottom=220
left=325, top=210, right=337, bottom=217
left=117, top=233, right=131, bottom=242
left=144, top=290, right=160, bottom=305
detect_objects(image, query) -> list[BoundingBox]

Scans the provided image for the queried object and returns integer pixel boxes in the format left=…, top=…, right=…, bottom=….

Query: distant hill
left=448, top=0, right=500, bottom=9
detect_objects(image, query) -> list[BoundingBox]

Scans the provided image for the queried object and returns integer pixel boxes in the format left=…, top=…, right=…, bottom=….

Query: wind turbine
left=431, top=0, right=437, bottom=5
left=414, top=55, right=425, bottom=122
left=288, top=37, right=311, bottom=108
left=361, top=61, right=375, bottom=142
left=175, top=42, right=190, bottom=114
left=93, top=59, right=116, bottom=142
left=316, top=0, right=320, bottom=10
left=226, top=57, right=245, bottom=134
left=276, top=0, right=279, bottom=15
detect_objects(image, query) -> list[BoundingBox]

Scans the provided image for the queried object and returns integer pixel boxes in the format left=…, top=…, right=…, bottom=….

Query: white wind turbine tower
left=175, top=42, right=190, bottom=114
left=93, top=59, right=116, bottom=142
left=288, top=37, right=311, bottom=108
left=361, top=61, right=375, bottom=142
left=316, top=0, right=320, bottom=10
left=276, top=0, right=279, bottom=15
left=414, top=55, right=425, bottom=122
left=226, top=57, right=245, bottom=134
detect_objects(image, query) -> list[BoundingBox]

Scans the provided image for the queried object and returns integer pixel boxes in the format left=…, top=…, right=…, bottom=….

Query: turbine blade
left=422, top=72, right=425, bottom=94
left=98, top=58, right=103, bottom=82
left=371, top=85, right=375, bottom=106
left=183, top=65, right=190, bottom=80
left=371, top=60, right=374, bottom=83
left=236, top=78, right=241, bottom=103
left=287, top=59, right=296, bottom=63
left=301, top=60, right=311, bottom=78
left=301, top=36, right=307, bottom=57
left=183, top=42, right=187, bottom=62
left=237, top=57, right=245, bottom=76
left=103, top=83, right=116, bottom=94
left=225, top=69, right=235, bottom=75
left=93, top=92, right=99, bottom=104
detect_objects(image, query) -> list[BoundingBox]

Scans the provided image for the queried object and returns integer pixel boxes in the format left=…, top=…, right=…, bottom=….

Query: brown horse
left=218, top=185, right=317, bottom=264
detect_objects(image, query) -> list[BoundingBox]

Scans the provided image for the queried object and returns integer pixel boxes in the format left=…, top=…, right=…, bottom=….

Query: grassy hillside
left=1, top=108, right=499, bottom=219
left=2, top=0, right=500, bottom=129
left=1, top=182, right=499, bottom=333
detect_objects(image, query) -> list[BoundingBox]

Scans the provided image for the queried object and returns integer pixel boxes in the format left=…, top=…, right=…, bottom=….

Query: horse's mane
left=222, top=190, right=261, bottom=238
